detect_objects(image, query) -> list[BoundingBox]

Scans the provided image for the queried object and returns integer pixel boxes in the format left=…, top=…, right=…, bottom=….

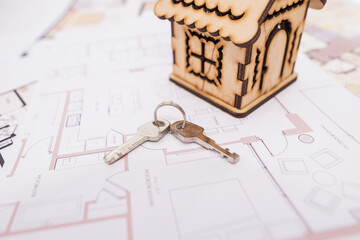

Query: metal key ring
left=154, top=101, right=187, bottom=129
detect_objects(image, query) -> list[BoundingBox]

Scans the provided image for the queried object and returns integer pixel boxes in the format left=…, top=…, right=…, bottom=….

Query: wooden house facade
left=155, top=0, right=326, bottom=117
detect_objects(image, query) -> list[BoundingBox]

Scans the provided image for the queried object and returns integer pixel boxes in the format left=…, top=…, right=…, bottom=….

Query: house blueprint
left=1, top=12, right=360, bottom=240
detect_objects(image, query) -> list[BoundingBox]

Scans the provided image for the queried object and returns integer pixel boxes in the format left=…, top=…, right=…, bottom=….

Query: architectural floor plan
left=1, top=12, right=360, bottom=240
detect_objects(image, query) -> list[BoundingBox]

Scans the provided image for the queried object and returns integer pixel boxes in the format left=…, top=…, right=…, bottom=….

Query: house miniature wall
left=171, top=23, right=248, bottom=110
left=240, top=0, right=310, bottom=111
left=155, top=0, right=326, bottom=117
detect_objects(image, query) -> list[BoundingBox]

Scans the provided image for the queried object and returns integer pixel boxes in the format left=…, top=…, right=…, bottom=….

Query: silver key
left=170, top=120, right=239, bottom=164
left=104, top=119, right=170, bottom=164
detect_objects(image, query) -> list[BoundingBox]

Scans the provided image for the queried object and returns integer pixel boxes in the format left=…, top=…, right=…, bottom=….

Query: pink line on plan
left=0, top=214, right=127, bottom=237
left=239, top=136, right=259, bottom=144
left=56, top=147, right=117, bottom=159
left=4, top=202, right=20, bottom=234
left=49, top=92, right=71, bottom=170
left=283, top=113, right=312, bottom=136
left=0, top=194, right=133, bottom=238
left=7, top=139, right=27, bottom=178
left=301, top=223, right=360, bottom=240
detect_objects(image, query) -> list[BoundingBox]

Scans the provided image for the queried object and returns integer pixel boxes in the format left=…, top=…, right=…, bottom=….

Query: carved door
left=260, top=20, right=291, bottom=93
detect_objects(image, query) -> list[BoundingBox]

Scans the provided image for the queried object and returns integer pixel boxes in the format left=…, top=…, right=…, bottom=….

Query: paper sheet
left=0, top=0, right=74, bottom=59
left=0, top=0, right=143, bottom=93
left=0, top=0, right=143, bottom=162
left=1, top=12, right=360, bottom=240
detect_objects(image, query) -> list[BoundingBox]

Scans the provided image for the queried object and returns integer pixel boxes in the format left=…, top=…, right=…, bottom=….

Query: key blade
left=104, top=119, right=170, bottom=165
left=104, top=134, right=147, bottom=164
left=171, top=120, right=239, bottom=164
left=195, top=134, right=240, bottom=164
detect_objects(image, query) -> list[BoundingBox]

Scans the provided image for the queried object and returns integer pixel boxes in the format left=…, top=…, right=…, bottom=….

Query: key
left=170, top=120, right=239, bottom=164
left=104, top=119, right=170, bottom=164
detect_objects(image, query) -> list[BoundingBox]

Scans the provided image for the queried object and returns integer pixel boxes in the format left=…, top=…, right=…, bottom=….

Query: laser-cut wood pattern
left=154, top=0, right=326, bottom=117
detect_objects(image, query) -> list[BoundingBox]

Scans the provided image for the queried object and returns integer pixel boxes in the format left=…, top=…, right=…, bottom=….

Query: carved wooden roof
left=154, top=0, right=326, bottom=46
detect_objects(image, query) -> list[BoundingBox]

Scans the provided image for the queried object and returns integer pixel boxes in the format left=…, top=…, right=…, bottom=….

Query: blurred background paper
left=0, top=0, right=74, bottom=60
left=0, top=0, right=143, bottom=93
left=0, top=0, right=73, bottom=93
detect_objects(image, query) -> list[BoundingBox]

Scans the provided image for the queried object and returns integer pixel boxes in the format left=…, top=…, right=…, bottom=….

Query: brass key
left=170, top=120, right=239, bottom=164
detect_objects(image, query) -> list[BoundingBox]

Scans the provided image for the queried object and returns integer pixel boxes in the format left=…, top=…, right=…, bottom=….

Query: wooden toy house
left=154, top=0, right=326, bottom=117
